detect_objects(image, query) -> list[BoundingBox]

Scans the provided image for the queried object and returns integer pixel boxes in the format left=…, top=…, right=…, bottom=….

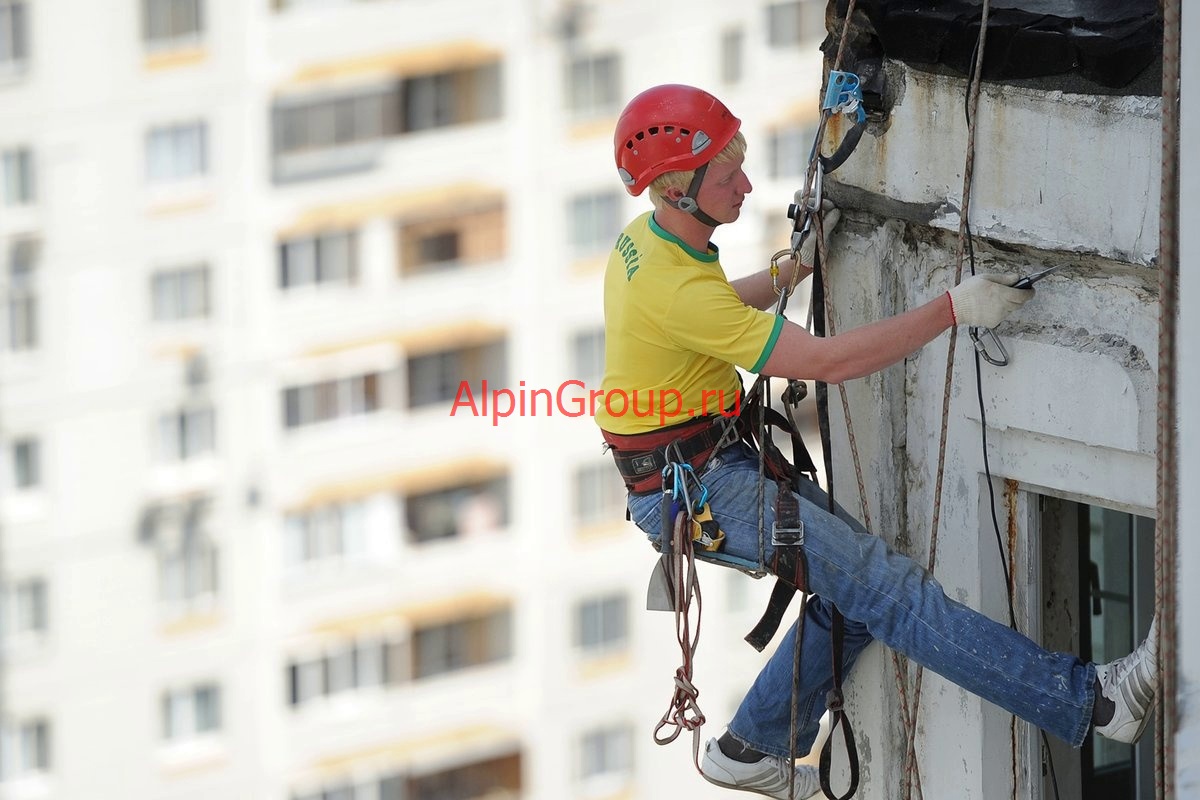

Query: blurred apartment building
left=0, top=1, right=828, bottom=798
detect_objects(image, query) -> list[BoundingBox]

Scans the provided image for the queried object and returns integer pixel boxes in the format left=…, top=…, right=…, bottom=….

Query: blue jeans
left=626, top=442, right=1096, bottom=758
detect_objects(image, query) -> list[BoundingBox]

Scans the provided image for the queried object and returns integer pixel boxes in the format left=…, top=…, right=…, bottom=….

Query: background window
left=2, top=577, right=47, bottom=637
left=407, top=339, right=506, bottom=409
left=574, top=593, right=628, bottom=653
left=404, top=476, right=509, bottom=544
left=2, top=147, right=34, bottom=205
left=278, top=230, right=357, bottom=290
left=143, top=0, right=203, bottom=46
left=0, top=719, right=50, bottom=779
left=151, top=264, right=210, bottom=321
left=157, top=404, right=215, bottom=461
left=566, top=53, right=620, bottom=117
left=721, top=28, right=744, bottom=84
left=0, top=1, right=28, bottom=71
left=162, top=683, right=221, bottom=740
left=568, top=191, right=620, bottom=257
left=282, top=373, right=381, bottom=429
left=579, top=724, right=633, bottom=781
left=573, top=462, right=625, bottom=526
left=146, top=121, right=207, bottom=183
left=570, top=328, right=605, bottom=388
left=766, top=0, right=825, bottom=48
left=768, top=123, right=819, bottom=178
left=12, top=437, right=39, bottom=489
left=5, top=237, right=38, bottom=352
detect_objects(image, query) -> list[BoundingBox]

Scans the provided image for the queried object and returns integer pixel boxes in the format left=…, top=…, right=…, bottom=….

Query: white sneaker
left=699, top=737, right=820, bottom=800
left=1094, top=615, right=1158, bottom=744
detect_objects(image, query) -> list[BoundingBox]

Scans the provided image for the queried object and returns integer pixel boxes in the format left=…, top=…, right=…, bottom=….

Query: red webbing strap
left=652, top=509, right=708, bottom=775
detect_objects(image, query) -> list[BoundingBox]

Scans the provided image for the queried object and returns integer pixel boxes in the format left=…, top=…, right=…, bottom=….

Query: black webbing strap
left=820, top=614, right=859, bottom=799
left=744, top=484, right=807, bottom=652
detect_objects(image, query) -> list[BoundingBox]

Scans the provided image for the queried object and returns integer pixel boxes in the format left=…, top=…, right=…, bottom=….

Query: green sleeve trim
left=750, top=316, right=784, bottom=373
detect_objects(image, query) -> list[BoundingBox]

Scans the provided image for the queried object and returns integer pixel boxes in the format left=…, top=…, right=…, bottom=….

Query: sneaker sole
left=700, top=769, right=811, bottom=800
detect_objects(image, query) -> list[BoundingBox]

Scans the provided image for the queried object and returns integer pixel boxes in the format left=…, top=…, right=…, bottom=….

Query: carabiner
left=970, top=326, right=1010, bottom=367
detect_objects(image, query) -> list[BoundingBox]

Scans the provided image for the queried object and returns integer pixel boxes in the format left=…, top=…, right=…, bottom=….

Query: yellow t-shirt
left=595, top=211, right=783, bottom=434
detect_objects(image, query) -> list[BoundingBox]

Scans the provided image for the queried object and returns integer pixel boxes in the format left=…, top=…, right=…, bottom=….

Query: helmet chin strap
left=667, top=163, right=723, bottom=228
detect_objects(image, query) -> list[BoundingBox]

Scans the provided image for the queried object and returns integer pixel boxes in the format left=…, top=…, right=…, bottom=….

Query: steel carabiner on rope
left=970, top=326, right=1010, bottom=367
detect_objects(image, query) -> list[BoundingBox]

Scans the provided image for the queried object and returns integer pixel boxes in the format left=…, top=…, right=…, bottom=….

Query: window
left=146, top=121, right=207, bottom=182
left=575, top=593, right=628, bottom=654
left=398, top=199, right=506, bottom=276
left=151, top=264, right=210, bottom=321
left=407, top=339, right=505, bottom=409
left=278, top=230, right=357, bottom=289
left=1, top=577, right=47, bottom=637
left=292, top=771, right=406, bottom=800
left=768, top=123, right=818, bottom=178
left=0, top=718, right=49, bottom=780
left=286, top=635, right=406, bottom=708
left=2, top=147, right=34, bottom=205
left=573, top=462, right=625, bottom=526
left=142, top=0, right=203, bottom=47
left=0, top=1, right=28, bottom=72
left=11, top=437, right=39, bottom=489
left=412, top=607, right=511, bottom=680
left=566, top=53, right=619, bottom=117
left=404, top=475, right=509, bottom=544
left=273, top=88, right=397, bottom=158
left=283, top=499, right=369, bottom=568
left=162, top=683, right=221, bottom=740
left=1040, top=498, right=1156, bottom=799
left=157, top=403, right=215, bottom=461
left=579, top=725, right=632, bottom=782
left=4, top=237, right=37, bottom=352
left=766, top=1, right=825, bottom=48
left=721, top=28, right=744, bottom=84
left=159, top=535, right=218, bottom=606
left=570, top=328, right=605, bottom=389
left=407, top=751, right=522, bottom=800
left=568, top=191, right=620, bottom=257
left=401, top=61, right=502, bottom=133
left=282, top=372, right=381, bottom=429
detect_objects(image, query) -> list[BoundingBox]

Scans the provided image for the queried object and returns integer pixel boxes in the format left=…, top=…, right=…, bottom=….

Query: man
left=595, top=84, right=1158, bottom=799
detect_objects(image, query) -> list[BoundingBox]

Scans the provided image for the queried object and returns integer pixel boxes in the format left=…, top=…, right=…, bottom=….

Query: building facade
left=0, top=1, right=835, bottom=799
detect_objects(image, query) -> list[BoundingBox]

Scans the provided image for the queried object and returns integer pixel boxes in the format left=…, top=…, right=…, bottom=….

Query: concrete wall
left=821, top=62, right=1162, bottom=799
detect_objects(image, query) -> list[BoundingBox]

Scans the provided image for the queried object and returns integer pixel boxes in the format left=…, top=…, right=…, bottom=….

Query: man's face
left=696, top=156, right=753, bottom=224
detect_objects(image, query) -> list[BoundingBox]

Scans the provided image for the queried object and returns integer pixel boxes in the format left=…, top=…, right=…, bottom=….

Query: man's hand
left=797, top=199, right=843, bottom=271
left=946, top=274, right=1034, bottom=328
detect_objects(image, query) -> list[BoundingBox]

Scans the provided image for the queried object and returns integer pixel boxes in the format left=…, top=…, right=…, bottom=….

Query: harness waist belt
left=602, top=414, right=737, bottom=494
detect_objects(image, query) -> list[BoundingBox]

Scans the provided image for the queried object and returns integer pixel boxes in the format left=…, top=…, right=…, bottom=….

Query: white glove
left=946, top=273, right=1033, bottom=328
left=798, top=199, right=842, bottom=269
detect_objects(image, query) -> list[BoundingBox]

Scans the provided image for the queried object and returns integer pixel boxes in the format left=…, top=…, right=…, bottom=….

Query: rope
left=1154, top=1, right=1181, bottom=796
left=653, top=510, right=709, bottom=773
left=899, top=4, right=991, bottom=798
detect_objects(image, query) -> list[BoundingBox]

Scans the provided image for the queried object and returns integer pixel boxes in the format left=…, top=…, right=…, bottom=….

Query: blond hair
left=647, top=131, right=747, bottom=211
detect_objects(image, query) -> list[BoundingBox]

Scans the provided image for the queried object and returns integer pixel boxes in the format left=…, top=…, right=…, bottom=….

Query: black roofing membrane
left=848, top=0, right=1161, bottom=89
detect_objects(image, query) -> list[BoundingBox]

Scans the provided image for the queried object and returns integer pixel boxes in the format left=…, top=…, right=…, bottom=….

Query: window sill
left=143, top=45, right=208, bottom=72
left=0, top=773, right=51, bottom=800
left=158, top=736, right=227, bottom=776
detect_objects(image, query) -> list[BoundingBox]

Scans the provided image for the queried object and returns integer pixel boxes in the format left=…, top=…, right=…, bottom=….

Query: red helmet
left=614, top=84, right=742, bottom=196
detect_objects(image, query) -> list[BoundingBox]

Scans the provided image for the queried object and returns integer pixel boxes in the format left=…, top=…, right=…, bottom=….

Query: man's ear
left=664, top=186, right=684, bottom=202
